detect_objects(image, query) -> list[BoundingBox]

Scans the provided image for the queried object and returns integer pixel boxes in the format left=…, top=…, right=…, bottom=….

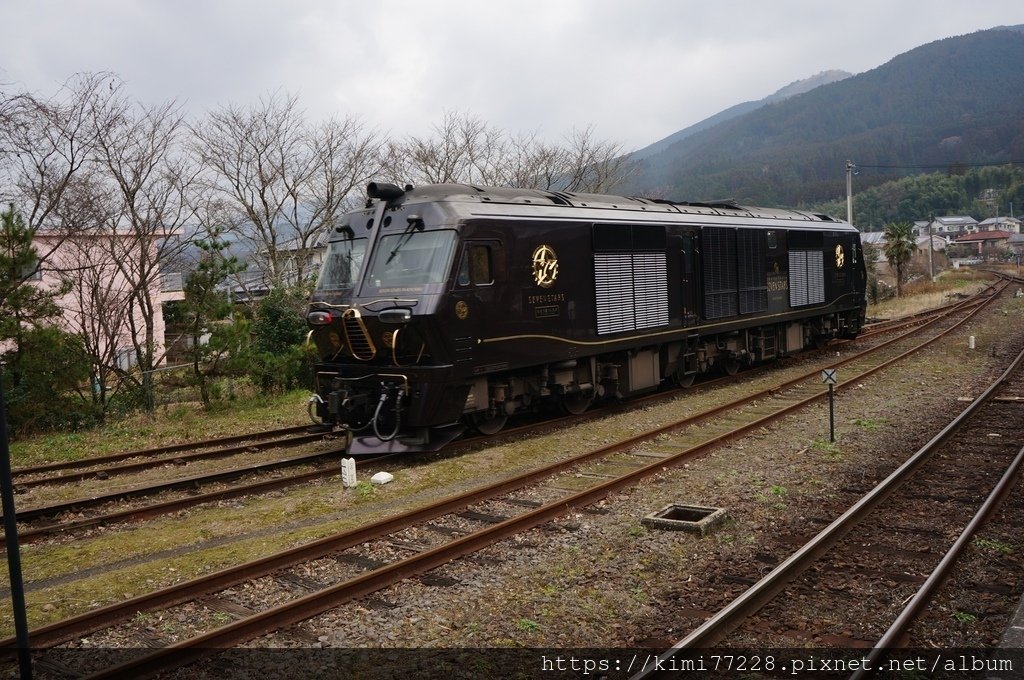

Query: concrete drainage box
left=642, top=504, right=728, bottom=535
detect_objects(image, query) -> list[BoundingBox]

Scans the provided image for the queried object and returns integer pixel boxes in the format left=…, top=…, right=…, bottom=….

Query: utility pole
left=928, top=213, right=935, bottom=280
left=845, top=160, right=856, bottom=227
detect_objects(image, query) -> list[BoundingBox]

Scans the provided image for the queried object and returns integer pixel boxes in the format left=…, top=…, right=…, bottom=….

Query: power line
left=855, top=161, right=1023, bottom=170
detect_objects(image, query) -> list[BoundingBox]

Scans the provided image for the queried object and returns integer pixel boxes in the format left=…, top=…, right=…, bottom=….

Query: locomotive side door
left=679, top=231, right=698, bottom=326
left=449, top=240, right=501, bottom=366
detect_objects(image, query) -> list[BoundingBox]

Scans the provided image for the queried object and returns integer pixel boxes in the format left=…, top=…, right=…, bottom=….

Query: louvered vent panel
left=595, top=253, right=634, bottom=334
left=633, top=252, right=668, bottom=329
left=737, top=229, right=768, bottom=314
left=737, top=230, right=766, bottom=290
left=789, top=251, right=808, bottom=307
left=739, top=289, right=768, bottom=315
left=706, top=292, right=738, bottom=319
left=806, top=250, right=825, bottom=304
left=703, top=227, right=738, bottom=319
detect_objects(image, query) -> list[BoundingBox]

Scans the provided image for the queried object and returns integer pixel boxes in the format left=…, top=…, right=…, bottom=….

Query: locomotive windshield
left=316, top=237, right=367, bottom=290
left=366, top=230, right=457, bottom=287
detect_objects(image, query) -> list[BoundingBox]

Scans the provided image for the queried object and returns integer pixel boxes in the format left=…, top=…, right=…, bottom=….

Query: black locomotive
left=307, top=182, right=866, bottom=453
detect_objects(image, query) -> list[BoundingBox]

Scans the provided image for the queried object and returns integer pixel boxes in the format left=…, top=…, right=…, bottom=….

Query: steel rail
left=631, top=342, right=1024, bottom=680
left=78, top=284, right=1008, bottom=680
left=15, top=464, right=338, bottom=545
left=3, top=449, right=343, bottom=524
left=1, top=281, right=1000, bottom=655
left=11, top=431, right=329, bottom=490
left=850, top=443, right=1024, bottom=680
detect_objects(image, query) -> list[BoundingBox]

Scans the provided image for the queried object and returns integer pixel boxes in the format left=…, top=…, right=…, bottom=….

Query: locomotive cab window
left=367, top=229, right=457, bottom=287
left=457, top=245, right=493, bottom=286
left=316, top=237, right=368, bottom=290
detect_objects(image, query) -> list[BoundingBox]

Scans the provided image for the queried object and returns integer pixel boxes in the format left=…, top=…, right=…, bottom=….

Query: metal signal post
left=0, top=375, right=33, bottom=678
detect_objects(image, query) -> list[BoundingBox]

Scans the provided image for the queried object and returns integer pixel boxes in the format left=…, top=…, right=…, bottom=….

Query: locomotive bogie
left=308, top=183, right=867, bottom=453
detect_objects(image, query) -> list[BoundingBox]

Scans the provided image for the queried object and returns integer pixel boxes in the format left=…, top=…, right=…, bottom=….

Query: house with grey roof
left=929, top=215, right=978, bottom=238
left=978, top=216, right=1022, bottom=234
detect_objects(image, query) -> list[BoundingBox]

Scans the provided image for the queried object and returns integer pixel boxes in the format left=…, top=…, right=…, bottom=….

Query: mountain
left=622, top=26, right=1024, bottom=207
left=630, top=70, right=852, bottom=162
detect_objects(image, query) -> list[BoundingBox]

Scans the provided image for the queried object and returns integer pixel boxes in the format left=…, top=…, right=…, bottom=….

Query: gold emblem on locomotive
left=835, top=244, right=845, bottom=268
left=455, top=301, right=469, bottom=320
left=531, top=244, right=559, bottom=288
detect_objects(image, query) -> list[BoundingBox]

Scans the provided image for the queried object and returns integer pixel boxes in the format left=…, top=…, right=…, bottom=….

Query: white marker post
left=341, top=457, right=357, bottom=488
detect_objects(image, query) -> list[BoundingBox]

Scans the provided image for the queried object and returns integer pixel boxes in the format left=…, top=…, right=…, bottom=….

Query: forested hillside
left=623, top=26, right=1024, bottom=208
left=811, top=165, right=1024, bottom=230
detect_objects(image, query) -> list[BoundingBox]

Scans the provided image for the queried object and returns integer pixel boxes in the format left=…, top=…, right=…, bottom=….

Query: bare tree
left=556, top=125, right=633, bottom=194
left=498, top=130, right=565, bottom=190
left=0, top=73, right=119, bottom=308
left=383, top=113, right=634, bottom=194
left=192, top=92, right=382, bottom=289
left=92, top=92, right=198, bottom=412
left=58, top=224, right=131, bottom=414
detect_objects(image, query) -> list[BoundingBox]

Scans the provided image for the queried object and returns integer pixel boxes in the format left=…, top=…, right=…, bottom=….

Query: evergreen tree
left=246, top=287, right=313, bottom=393
left=0, top=204, right=69, bottom=386
left=0, top=204, right=92, bottom=434
left=1, top=326, right=95, bottom=434
left=181, top=227, right=247, bottom=408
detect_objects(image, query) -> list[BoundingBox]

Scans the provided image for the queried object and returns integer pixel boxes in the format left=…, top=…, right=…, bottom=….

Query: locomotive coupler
left=372, top=381, right=407, bottom=441
left=307, top=393, right=324, bottom=425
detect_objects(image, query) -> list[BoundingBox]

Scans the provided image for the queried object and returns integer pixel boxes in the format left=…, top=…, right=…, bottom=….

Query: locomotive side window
left=680, top=233, right=693, bottom=275
left=457, top=245, right=493, bottom=286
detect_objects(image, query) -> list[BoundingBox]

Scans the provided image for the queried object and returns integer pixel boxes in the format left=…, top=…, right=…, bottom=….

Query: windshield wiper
left=385, top=214, right=424, bottom=264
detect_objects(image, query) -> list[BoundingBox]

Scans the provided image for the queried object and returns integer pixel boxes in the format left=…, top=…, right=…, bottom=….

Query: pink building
left=28, top=231, right=183, bottom=371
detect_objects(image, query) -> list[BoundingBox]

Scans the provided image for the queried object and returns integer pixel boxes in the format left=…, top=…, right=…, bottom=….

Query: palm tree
left=883, top=221, right=916, bottom=297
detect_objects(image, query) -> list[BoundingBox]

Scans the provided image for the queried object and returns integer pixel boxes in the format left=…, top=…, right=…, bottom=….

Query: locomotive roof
left=359, top=182, right=855, bottom=232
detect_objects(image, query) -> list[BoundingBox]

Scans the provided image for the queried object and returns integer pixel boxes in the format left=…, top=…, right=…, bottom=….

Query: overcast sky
left=3, top=1, right=1023, bottom=151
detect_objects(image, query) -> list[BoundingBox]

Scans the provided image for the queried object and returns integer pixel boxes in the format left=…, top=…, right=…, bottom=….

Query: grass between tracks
left=8, top=389, right=312, bottom=467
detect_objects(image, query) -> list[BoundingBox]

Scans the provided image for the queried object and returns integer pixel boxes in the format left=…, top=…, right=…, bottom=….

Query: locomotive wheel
left=468, top=411, right=508, bottom=435
left=560, top=393, right=593, bottom=416
left=673, top=371, right=696, bottom=388
left=722, top=358, right=741, bottom=376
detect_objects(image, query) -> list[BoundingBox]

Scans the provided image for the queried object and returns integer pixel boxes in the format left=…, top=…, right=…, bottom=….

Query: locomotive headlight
left=378, top=308, right=412, bottom=324
left=307, top=310, right=334, bottom=326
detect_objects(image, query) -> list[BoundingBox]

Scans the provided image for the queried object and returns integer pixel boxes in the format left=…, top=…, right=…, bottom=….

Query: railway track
left=11, top=424, right=322, bottom=479
left=10, top=426, right=330, bottom=492
left=2, top=275, right=1010, bottom=678
left=7, top=281, right=1001, bottom=546
left=632, top=335, right=1024, bottom=679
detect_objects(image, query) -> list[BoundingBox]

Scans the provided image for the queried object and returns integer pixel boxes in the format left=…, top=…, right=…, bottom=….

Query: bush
left=1, top=327, right=100, bottom=436
left=246, top=344, right=318, bottom=394
left=251, top=288, right=308, bottom=354
left=245, top=288, right=315, bottom=393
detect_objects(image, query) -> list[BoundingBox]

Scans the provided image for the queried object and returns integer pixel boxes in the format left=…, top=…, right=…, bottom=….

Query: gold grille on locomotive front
left=342, top=308, right=376, bottom=360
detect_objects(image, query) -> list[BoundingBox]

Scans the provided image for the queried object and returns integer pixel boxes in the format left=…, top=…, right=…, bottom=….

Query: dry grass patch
left=10, top=389, right=312, bottom=467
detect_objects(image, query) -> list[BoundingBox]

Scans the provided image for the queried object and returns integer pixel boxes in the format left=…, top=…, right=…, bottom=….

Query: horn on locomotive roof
left=366, top=182, right=406, bottom=201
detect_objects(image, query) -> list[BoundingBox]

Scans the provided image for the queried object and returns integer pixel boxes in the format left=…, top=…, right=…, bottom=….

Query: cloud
left=2, top=0, right=1022, bottom=150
